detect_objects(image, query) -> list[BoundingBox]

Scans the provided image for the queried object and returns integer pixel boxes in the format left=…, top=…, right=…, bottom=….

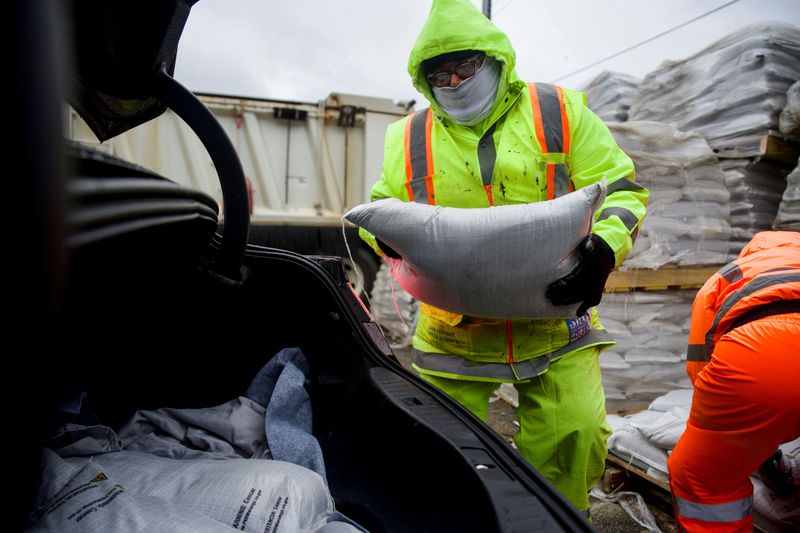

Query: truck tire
left=341, top=247, right=379, bottom=301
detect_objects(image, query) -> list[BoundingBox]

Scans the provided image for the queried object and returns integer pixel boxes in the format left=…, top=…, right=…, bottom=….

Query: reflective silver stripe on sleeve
left=477, top=123, right=497, bottom=188
left=413, top=328, right=613, bottom=380
left=409, top=108, right=430, bottom=203
left=674, top=494, right=752, bottom=523
left=596, top=207, right=639, bottom=232
left=718, top=262, right=743, bottom=284
left=554, top=164, right=570, bottom=197
left=705, top=271, right=800, bottom=349
left=686, top=344, right=709, bottom=362
left=606, top=177, right=645, bottom=194
left=534, top=83, right=564, bottom=153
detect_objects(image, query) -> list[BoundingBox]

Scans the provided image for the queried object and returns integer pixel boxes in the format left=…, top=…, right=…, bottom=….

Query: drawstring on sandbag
left=340, top=216, right=407, bottom=327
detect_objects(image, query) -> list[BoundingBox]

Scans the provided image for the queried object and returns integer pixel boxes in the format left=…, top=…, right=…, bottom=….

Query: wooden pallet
left=602, top=453, right=677, bottom=528
left=605, top=265, right=722, bottom=293
left=606, top=453, right=671, bottom=492
left=759, top=135, right=800, bottom=166
left=714, top=133, right=799, bottom=165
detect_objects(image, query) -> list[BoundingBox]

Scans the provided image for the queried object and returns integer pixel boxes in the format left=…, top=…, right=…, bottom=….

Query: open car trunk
left=12, top=1, right=592, bottom=531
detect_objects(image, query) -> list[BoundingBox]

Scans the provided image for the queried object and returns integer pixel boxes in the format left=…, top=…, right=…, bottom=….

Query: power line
left=493, top=0, right=517, bottom=18
left=551, top=0, right=743, bottom=83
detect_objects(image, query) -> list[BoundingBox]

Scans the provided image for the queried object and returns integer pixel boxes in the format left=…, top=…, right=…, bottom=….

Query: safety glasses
left=426, top=53, right=486, bottom=87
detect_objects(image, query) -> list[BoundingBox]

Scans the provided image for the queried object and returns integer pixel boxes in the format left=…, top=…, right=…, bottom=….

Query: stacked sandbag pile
left=773, top=82, right=800, bottom=231
left=628, top=22, right=800, bottom=157
left=608, top=121, right=733, bottom=269
left=606, top=389, right=693, bottom=481
left=778, top=79, right=800, bottom=139
left=597, top=289, right=695, bottom=411
left=580, top=70, right=640, bottom=123
left=772, top=158, right=800, bottom=231
left=723, top=157, right=797, bottom=249
left=627, top=22, right=800, bottom=254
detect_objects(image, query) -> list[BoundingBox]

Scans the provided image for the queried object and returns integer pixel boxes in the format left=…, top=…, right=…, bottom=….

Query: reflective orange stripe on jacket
left=403, top=108, right=435, bottom=205
left=528, top=82, right=573, bottom=200
left=686, top=232, right=800, bottom=383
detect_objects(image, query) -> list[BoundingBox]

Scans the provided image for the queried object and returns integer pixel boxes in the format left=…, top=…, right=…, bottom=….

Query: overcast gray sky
left=175, top=0, right=800, bottom=108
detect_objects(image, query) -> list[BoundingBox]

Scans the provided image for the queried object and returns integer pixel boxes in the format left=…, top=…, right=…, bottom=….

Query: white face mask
left=431, top=56, right=501, bottom=126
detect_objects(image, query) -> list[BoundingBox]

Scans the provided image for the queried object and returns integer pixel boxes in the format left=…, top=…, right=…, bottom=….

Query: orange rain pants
left=667, top=313, right=800, bottom=532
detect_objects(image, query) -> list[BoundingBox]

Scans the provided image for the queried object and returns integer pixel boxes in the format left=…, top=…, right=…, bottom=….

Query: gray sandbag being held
left=345, top=182, right=607, bottom=319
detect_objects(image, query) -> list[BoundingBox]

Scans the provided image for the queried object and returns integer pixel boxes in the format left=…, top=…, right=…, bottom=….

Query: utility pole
left=482, top=0, right=491, bottom=19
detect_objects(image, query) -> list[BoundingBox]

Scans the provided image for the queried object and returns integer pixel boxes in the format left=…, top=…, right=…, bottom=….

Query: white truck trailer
left=67, top=92, right=411, bottom=295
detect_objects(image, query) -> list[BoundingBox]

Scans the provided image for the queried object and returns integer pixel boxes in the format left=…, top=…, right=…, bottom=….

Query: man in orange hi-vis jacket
left=668, top=231, right=800, bottom=532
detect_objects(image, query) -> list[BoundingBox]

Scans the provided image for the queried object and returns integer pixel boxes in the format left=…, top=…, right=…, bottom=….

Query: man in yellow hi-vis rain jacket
left=360, top=0, right=648, bottom=513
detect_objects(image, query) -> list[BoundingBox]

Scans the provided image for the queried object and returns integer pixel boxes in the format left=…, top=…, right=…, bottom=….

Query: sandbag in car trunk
left=29, top=449, right=352, bottom=533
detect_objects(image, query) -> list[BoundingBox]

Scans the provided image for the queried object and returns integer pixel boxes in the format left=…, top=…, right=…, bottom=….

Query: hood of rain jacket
left=408, top=0, right=524, bottom=128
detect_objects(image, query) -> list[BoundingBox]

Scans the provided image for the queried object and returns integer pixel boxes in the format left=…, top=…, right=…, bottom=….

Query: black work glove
left=758, top=449, right=796, bottom=497
left=376, top=238, right=401, bottom=259
left=546, top=234, right=615, bottom=317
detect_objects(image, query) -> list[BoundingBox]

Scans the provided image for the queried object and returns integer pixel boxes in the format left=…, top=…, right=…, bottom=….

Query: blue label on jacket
left=565, top=314, right=591, bottom=343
